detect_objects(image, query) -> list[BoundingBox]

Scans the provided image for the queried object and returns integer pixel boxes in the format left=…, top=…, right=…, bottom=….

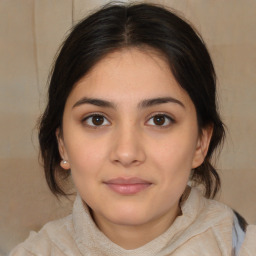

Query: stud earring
left=60, top=159, right=70, bottom=169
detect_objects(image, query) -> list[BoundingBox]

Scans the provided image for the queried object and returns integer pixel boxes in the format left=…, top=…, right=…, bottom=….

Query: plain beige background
left=0, top=0, right=256, bottom=255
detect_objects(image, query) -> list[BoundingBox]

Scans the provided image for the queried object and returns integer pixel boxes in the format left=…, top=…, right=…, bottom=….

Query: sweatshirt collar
left=72, top=187, right=205, bottom=255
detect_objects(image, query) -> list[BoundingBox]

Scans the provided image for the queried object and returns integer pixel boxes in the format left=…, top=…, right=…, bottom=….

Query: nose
left=110, top=125, right=146, bottom=167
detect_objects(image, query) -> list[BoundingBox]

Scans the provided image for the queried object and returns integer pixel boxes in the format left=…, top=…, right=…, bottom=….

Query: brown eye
left=153, top=115, right=166, bottom=125
left=92, top=115, right=104, bottom=125
left=84, top=114, right=110, bottom=127
left=146, top=114, right=174, bottom=127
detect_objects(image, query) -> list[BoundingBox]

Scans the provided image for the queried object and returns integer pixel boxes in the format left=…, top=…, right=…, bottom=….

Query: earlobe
left=60, top=159, right=70, bottom=169
left=192, top=125, right=213, bottom=169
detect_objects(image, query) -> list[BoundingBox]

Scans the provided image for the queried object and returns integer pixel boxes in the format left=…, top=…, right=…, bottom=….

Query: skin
left=57, top=48, right=212, bottom=249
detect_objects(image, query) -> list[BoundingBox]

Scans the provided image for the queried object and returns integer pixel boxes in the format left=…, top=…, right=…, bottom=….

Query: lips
left=103, top=177, right=152, bottom=195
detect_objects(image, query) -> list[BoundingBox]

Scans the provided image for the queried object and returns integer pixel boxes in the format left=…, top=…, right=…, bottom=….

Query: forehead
left=67, top=48, right=193, bottom=108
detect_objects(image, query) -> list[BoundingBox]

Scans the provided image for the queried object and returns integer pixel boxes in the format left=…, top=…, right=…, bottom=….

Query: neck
left=92, top=204, right=181, bottom=250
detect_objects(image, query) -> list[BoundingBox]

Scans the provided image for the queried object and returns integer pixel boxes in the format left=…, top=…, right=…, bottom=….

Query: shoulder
left=185, top=188, right=235, bottom=253
left=190, top=188, right=234, bottom=224
left=9, top=229, right=53, bottom=256
left=9, top=215, right=81, bottom=255
left=191, top=189, right=256, bottom=256
left=181, top=187, right=235, bottom=235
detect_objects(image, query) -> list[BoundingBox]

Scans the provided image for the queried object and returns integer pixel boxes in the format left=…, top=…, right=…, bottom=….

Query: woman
left=10, top=2, right=255, bottom=255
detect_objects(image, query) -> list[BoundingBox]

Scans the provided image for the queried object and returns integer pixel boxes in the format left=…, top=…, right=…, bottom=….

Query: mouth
left=103, top=177, right=152, bottom=195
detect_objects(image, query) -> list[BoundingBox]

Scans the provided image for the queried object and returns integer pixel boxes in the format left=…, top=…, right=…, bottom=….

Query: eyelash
left=81, top=112, right=175, bottom=128
left=82, top=112, right=111, bottom=129
left=146, top=113, right=175, bottom=128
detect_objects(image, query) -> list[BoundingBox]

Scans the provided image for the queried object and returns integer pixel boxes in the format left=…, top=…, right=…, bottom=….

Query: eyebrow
left=72, top=96, right=184, bottom=109
left=139, top=97, right=185, bottom=109
left=73, top=97, right=116, bottom=109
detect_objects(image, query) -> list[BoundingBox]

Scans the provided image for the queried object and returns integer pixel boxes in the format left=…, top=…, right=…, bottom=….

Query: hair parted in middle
left=38, top=2, right=225, bottom=198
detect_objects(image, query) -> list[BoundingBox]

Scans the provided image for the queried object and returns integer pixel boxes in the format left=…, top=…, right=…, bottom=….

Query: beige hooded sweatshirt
left=9, top=188, right=256, bottom=255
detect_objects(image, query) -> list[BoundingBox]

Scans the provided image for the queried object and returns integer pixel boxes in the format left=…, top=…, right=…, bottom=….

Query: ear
left=192, top=125, right=213, bottom=169
left=56, top=128, right=70, bottom=170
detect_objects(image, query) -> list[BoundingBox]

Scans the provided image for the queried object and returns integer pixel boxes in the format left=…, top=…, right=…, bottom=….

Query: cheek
left=147, top=130, right=198, bottom=187
left=66, top=138, right=108, bottom=204
left=65, top=134, right=109, bottom=178
left=150, top=135, right=197, bottom=169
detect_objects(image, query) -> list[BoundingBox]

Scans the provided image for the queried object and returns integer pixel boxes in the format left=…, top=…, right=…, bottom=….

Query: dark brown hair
left=39, top=2, right=225, bottom=198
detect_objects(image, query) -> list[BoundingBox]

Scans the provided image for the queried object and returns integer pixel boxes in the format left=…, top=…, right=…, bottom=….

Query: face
left=57, top=48, right=211, bottom=236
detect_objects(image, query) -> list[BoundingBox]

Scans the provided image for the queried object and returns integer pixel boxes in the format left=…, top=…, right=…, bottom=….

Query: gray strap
left=232, top=213, right=246, bottom=256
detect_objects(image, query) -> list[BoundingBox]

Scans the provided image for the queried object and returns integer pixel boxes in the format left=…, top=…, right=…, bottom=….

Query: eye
left=83, top=114, right=110, bottom=127
left=146, top=114, right=174, bottom=127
